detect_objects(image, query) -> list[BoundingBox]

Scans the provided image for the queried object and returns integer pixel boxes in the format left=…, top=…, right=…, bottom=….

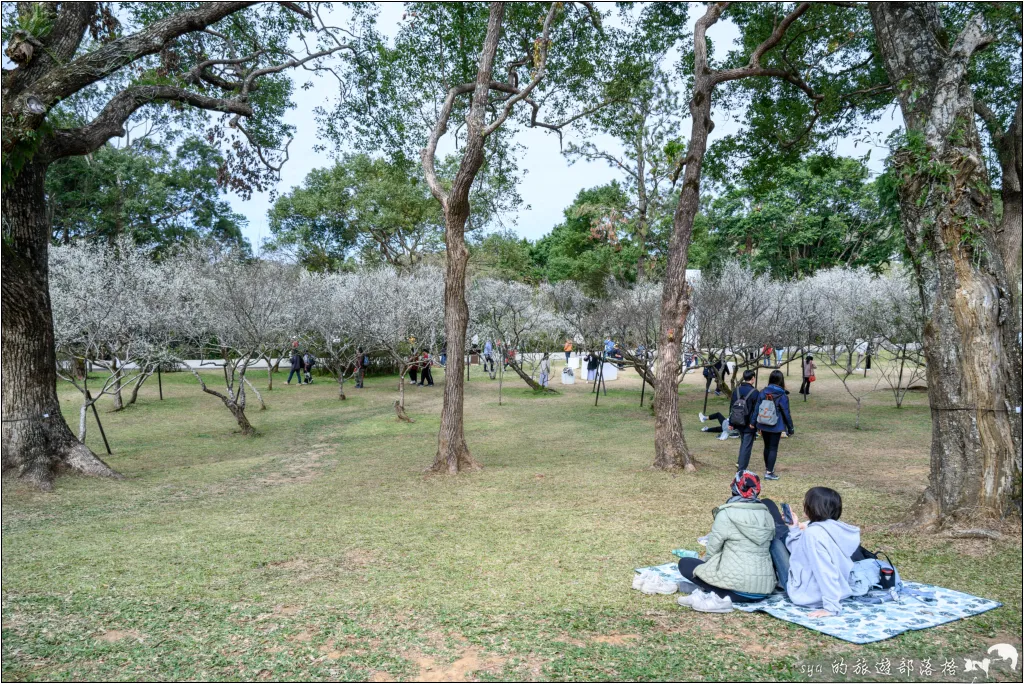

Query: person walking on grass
left=354, top=347, right=366, bottom=388
left=703, top=359, right=724, bottom=396
left=408, top=352, right=419, bottom=386
left=752, top=370, right=794, bottom=480
left=729, top=370, right=760, bottom=471
left=287, top=349, right=303, bottom=385
left=417, top=349, right=434, bottom=387
left=536, top=356, right=552, bottom=387
left=563, top=338, right=573, bottom=365
left=302, top=351, right=316, bottom=384
left=483, top=339, right=495, bottom=373
left=799, top=354, right=816, bottom=396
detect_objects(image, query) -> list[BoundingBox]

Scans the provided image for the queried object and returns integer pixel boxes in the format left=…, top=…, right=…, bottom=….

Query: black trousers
left=705, top=412, right=727, bottom=433
left=677, top=558, right=761, bottom=603
left=419, top=367, right=434, bottom=385
left=737, top=429, right=756, bottom=471
left=799, top=377, right=811, bottom=394
left=762, top=431, right=782, bottom=473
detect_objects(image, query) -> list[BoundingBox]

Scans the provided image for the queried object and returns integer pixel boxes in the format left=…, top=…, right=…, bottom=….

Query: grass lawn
left=2, top=360, right=1021, bottom=681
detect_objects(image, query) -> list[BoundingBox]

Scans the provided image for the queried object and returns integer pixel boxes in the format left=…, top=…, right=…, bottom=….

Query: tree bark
left=871, top=3, right=1023, bottom=525
left=652, top=8, right=727, bottom=472
left=425, top=3, right=506, bottom=474
left=1, top=162, right=121, bottom=489
left=975, top=99, right=1022, bottom=300
left=507, top=359, right=558, bottom=393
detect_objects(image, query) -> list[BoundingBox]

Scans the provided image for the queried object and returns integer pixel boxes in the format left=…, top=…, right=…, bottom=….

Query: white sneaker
left=632, top=570, right=652, bottom=591
left=677, top=589, right=704, bottom=607
left=701, top=426, right=710, bottom=432
left=642, top=575, right=678, bottom=595
left=698, top=412, right=708, bottom=422
left=691, top=591, right=734, bottom=613
left=717, top=430, right=730, bottom=441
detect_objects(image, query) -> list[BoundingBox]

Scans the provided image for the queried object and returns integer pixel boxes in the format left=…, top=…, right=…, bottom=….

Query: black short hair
left=803, top=487, right=843, bottom=522
left=742, top=369, right=757, bottom=381
left=806, top=355, right=814, bottom=361
left=768, top=369, right=785, bottom=387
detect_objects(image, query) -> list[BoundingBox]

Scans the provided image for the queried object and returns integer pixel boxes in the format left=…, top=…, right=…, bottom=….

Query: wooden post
left=157, top=365, right=164, bottom=400
left=86, top=391, right=112, bottom=456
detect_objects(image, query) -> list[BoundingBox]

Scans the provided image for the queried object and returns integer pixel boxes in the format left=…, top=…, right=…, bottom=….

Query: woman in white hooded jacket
left=784, top=486, right=861, bottom=617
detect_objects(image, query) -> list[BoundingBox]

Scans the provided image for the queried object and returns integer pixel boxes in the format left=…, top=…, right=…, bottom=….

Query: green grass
left=2, top=362, right=1020, bottom=681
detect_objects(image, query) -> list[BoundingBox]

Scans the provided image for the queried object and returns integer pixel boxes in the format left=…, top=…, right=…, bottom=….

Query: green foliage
left=692, top=155, right=901, bottom=278
left=267, top=153, right=443, bottom=271
left=46, top=137, right=249, bottom=256
left=531, top=183, right=640, bottom=295
left=472, top=229, right=541, bottom=283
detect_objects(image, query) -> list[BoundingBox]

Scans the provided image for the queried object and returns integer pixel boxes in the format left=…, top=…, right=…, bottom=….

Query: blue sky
left=229, top=2, right=902, bottom=251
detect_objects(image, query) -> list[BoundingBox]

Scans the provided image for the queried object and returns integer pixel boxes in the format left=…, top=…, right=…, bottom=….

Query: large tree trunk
left=871, top=3, right=1023, bottom=526
left=1, top=162, right=120, bottom=490
left=653, top=21, right=722, bottom=471
left=427, top=3, right=505, bottom=474
left=430, top=209, right=481, bottom=473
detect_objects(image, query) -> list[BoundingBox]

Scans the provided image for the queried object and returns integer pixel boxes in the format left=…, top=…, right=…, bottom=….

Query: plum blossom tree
left=470, top=279, right=559, bottom=394
left=174, top=253, right=297, bottom=435
left=351, top=266, right=444, bottom=413
left=49, top=239, right=167, bottom=447
left=1, top=1, right=369, bottom=489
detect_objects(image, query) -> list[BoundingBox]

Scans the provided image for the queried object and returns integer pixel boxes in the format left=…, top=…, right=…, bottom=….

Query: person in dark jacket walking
left=354, top=347, right=366, bottom=388
left=417, top=350, right=434, bottom=386
left=287, top=350, right=303, bottom=385
left=732, top=370, right=761, bottom=472
left=703, top=359, right=724, bottom=396
left=302, top=352, right=316, bottom=384
left=752, top=370, right=794, bottom=480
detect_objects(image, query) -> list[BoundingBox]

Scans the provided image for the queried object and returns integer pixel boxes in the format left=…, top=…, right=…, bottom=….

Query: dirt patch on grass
left=257, top=443, right=333, bottom=486
left=95, top=629, right=143, bottom=643
left=406, top=648, right=507, bottom=682
left=592, top=633, right=638, bottom=645
left=343, top=548, right=376, bottom=568
left=273, top=604, right=301, bottom=616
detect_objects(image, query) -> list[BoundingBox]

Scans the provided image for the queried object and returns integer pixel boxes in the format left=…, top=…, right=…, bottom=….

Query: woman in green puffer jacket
left=678, top=471, right=777, bottom=602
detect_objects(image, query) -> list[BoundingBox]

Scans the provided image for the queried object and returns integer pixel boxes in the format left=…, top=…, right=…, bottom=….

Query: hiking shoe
left=642, top=575, right=678, bottom=595
left=692, top=591, right=733, bottom=613
left=698, top=412, right=708, bottom=423
left=677, top=589, right=704, bottom=608
left=717, top=430, right=730, bottom=441
left=764, top=471, right=780, bottom=481
left=632, top=570, right=652, bottom=591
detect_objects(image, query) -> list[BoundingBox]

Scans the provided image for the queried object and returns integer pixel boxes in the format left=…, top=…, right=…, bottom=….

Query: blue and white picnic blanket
left=734, top=582, right=1002, bottom=644
left=635, top=561, right=1001, bottom=644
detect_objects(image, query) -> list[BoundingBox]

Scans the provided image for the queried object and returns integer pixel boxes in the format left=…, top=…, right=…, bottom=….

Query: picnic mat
left=733, top=582, right=1002, bottom=644
left=635, top=562, right=1001, bottom=644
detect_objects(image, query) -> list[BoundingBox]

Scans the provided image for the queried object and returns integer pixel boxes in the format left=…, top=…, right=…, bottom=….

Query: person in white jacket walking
left=783, top=487, right=861, bottom=617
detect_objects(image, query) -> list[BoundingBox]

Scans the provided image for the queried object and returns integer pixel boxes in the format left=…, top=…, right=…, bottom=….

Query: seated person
left=783, top=487, right=861, bottom=617
left=698, top=411, right=739, bottom=440
left=677, top=471, right=777, bottom=610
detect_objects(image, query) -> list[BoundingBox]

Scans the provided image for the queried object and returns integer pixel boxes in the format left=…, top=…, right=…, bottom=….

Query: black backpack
left=729, top=385, right=755, bottom=428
